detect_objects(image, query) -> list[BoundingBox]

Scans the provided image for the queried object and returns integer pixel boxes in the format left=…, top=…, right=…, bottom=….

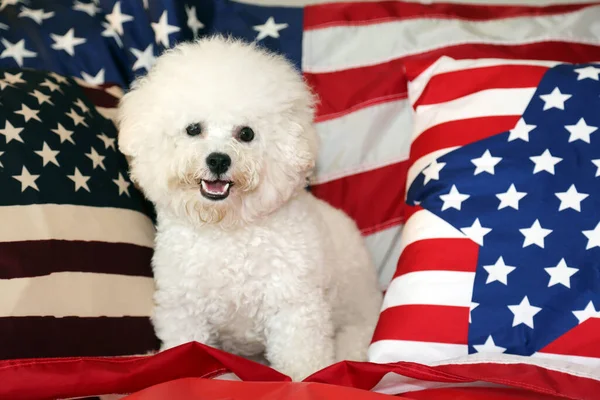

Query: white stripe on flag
left=408, top=56, right=559, bottom=107
left=302, top=5, right=600, bottom=72
left=0, top=271, right=154, bottom=318
left=412, top=88, right=535, bottom=138
left=368, top=339, right=469, bottom=364
left=382, top=270, right=475, bottom=311
left=314, top=99, right=412, bottom=184
left=364, top=223, right=404, bottom=289
left=0, top=204, right=155, bottom=247
left=398, top=209, right=466, bottom=255
left=370, top=371, right=506, bottom=395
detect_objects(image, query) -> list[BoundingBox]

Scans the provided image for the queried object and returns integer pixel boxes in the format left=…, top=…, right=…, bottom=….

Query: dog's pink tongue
left=204, top=181, right=228, bottom=194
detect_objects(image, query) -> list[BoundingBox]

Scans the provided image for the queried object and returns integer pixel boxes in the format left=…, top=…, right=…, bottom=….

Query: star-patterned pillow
left=0, top=67, right=159, bottom=359
left=369, top=56, right=600, bottom=369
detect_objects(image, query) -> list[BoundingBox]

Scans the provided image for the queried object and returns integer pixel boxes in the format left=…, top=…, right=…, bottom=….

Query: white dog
left=116, top=35, right=383, bottom=381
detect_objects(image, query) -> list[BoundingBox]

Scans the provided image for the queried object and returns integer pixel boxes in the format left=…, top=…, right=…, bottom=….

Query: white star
left=40, top=78, right=62, bottom=93
left=67, top=167, right=91, bottom=192
left=440, top=185, right=470, bottom=211
left=50, top=28, right=87, bottom=56
left=13, top=166, right=40, bottom=192
left=0, top=79, right=12, bottom=90
left=469, top=302, right=479, bottom=323
left=530, top=149, right=562, bottom=175
left=582, top=222, right=600, bottom=250
left=131, top=44, right=156, bottom=72
left=74, top=98, right=89, bottom=114
left=185, top=5, right=204, bottom=37
left=460, top=218, right=492, bottom=246
left=51, top=122, right=75, bottom=144
left=152, top=11, right=180, bottom=48
left=0, top=151, right=3, bottom=168
left=29, top=89, right=53, bottom=106
left=508, top=296, right=542, bottom=329
left=49, top=72, right=69, bottom=85
left=572, top=301, right=599, bottom=324
left=545, top=258, right=578, bottom=289
left=0, top=22, right=6, bottom=30
left=34, top=142, right=60, bottom=167
left=73, top=0, right=101, bottom=17
left=0, top=38, right=37, bottom=66
left=422, top=159, right=445, bottom=185
left=15, top=104, right=41, bottom=122
left=101, top=21, right=124, bottom=47
left=555, top=184, right=588, bottom=212
left=253, top=16, right=288, bottom=41
left=105, top=1, right=133, bottom=36
left=565, top=118, right=597, bottom=143
left=496, top=184, right=527, bottom=210
left=0, top=120, right=24, bottom=143
left=508, top=118, right=536, bottom=142
left=574, top=65, right=600, bottom=81
left=473, top=335, right=506, bottom=354
left=81, top=68, right=105, bottom=85
left=483, top=256, right=516, bottom=285
left=592, top=159, right=600, bottom=177
left=519, top=220, right=552, bottom=249
left=18, top=6, right=54, bottom=24
left=86, top=147, right=106, bottom=170
left=143, top=0, right=148, bottom=9
left=97, top=133, right=116, bottom=150
left=113, top=173, right=131, bottom=197
left=539, top=87, right=572, bottom=111
left=0, top=0, right=23, bottom=12
left=66, top=108, right=87, bottom=127
left=471, top=149, right=502, bottom=175
left=4, top=71, right=25, bottom=84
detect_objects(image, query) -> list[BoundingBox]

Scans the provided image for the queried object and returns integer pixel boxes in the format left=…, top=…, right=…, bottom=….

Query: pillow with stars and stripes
left=368, top=56, right=600, bottom=375
left=0, top=68, right=160, bottom=360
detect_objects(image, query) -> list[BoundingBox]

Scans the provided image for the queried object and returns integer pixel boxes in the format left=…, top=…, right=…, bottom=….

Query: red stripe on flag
left=304, top=59, right=407, bottom=122
left=306, top=42, right=600, bottom=121
left=394, top=238, right=479, bottom=280
left=0, top=240, right=153, bottom=279
left=304, top=1, right=597, bottom=30
left=412, top=65, right=548, bottom=108
left=81, top=86, right=119, bottom=108
left=372, top=305, right=469, bottom=344
left=0, top=316, right=159, bottom=360
left=404, top=42, right=600, bottom=82
left=311, top=161, right=408, bottom=234
left=409, top=116, right=521, bottom=166
left=539, top=317, right=600, bottom=358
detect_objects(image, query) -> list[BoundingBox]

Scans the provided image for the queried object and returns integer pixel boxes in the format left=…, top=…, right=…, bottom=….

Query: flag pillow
left=0, top=68, right=160, bottom=359
left=369, top=56, right=600, bottom=369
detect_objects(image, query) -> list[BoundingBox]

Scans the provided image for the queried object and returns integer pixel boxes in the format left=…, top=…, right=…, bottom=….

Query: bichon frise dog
left=116, top=35, right=383, bottom=381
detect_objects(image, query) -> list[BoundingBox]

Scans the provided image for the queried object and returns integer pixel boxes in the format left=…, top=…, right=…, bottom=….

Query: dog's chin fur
left=117, top=35, right=383, bottom=381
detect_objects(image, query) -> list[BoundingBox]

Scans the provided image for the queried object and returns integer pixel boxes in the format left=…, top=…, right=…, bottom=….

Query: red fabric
left=0, top=342, right=598, bottom=399
left=124, top=378, right=403, bottom=400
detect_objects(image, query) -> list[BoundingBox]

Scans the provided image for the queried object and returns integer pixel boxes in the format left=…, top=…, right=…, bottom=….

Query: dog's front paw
left=272, top=351, right=334, bottom=382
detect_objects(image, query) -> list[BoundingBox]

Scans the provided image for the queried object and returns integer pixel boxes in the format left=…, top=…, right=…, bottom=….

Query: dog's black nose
left=206, top=152, right=231, bottom=175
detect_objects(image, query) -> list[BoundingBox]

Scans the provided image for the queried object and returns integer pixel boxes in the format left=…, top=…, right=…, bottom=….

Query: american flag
left=2, top=0, right=600, bottom=398
left=409, top=62, right=600, bottom=360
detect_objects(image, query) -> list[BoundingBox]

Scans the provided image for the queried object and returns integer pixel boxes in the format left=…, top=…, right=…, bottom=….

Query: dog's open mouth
left=200, top=179, right=232, bottom=201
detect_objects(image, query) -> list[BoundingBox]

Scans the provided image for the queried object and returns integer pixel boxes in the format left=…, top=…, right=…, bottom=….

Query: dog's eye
left=238, top=127, right=254, bottom=143
left=185, top=123, right=202, bottom=137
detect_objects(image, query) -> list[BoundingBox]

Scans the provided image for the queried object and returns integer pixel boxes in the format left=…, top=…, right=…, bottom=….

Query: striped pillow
left=0, top=68, right=159, bottom=359
left=369, top=56, right=600, bottom=368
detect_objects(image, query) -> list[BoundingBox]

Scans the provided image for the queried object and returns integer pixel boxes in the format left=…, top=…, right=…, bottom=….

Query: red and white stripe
left=303, top=1, right=600, bottom=288
left=366, top=26, right=600, bottom=370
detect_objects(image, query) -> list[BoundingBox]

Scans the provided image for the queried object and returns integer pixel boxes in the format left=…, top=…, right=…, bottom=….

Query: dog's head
left=117, top=36, right=318, bottom=227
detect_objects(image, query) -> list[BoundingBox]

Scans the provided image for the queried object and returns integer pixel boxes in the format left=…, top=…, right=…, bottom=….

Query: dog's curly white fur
left=117, top=36, right=383, bottom=381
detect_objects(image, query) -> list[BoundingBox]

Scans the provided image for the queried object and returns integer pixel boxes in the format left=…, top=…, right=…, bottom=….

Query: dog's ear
left=116, top=79, right=147, bottom=158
